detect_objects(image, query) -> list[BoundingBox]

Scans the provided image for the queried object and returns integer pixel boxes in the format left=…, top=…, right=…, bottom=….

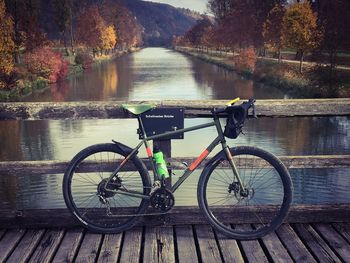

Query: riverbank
left=0, top=47, right=141, bottom=102
left=175, top=46, right=350, bottom=98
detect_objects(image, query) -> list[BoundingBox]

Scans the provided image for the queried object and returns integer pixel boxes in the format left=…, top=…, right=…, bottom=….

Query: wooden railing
left=1, top=99, right=349, bottom=119
left=0, top=98, right=349, bottom=227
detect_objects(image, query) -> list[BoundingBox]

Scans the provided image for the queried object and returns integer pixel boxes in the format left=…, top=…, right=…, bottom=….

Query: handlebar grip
left=226, top=97, right=240, bottom=106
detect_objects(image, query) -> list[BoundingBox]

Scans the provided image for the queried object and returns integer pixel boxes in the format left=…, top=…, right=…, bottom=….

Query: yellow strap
left=226, top=97, right=240, bottom=106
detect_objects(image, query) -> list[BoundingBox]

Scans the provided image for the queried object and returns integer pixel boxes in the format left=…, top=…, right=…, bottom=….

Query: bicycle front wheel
left=63, top=143, right=151, bottom=233
left=198, top=146, right=292, bottom=239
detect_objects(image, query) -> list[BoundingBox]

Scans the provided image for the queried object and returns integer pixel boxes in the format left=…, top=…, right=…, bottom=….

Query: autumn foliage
left=24, top=47, right=69, bottom=83
left=282, top=1, right=321, bottom=72
left=0, top=0, right=15, bottom=88
left=75, top=52, right=93, bottom=69
left=263, top=3, right=285, bottom=61
left=76, top=5, right=117, bottom=53
left=233, top=47, right=257, bottom=74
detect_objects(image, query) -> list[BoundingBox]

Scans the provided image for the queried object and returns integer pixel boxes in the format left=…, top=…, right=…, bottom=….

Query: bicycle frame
left=104, top=113, right=245, bottom=199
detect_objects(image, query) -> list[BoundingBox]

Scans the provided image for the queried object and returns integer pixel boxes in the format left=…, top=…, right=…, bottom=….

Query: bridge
left=0, top=99, right=349, bottom=262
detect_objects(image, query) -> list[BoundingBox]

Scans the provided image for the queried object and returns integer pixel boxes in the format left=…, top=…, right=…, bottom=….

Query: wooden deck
left=0, top=223, right=349, bottom=262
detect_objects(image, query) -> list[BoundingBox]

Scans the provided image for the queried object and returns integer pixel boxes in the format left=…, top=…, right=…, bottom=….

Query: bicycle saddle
left=122, top=104, right=155, bottom=115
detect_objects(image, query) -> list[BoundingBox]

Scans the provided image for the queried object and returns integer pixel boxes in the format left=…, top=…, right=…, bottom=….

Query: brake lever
left=252, top=103, right=257, bottom=118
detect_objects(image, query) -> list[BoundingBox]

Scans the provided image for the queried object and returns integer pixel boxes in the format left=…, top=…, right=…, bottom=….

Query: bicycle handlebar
left=212, top=98, right=257, bottom=118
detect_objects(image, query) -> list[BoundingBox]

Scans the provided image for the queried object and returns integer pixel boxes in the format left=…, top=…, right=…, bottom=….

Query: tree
left=20, top=0, right=46, bottom=51
left=101, top=25, right=117, bottom=52
left=4, top=0, right=23, bottom=63
left=76, top=6, right=107, bottom=55
left=207, top=0, right=231, bottom=20
left=53, top=0, right=73, bottom=55
left=282, top=1, right=322, bottom=73
left=4, top=0, right=46, bottom=57
left=208, top=0, right=287, bottom=51
left=99, top=0, right=142, bottom=50
left=316, top=0, right=350, bottom=73
left=251, top=0, right=287, bottom=53
left=0, top=0, right=15, bottom=88
left=184, top=18, right=213, bottom=48
left=263, top=3, right=286, bottom=62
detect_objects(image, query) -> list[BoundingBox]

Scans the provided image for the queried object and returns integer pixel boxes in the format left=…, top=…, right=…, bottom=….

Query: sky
left=142, top=0, right=209, bottom=13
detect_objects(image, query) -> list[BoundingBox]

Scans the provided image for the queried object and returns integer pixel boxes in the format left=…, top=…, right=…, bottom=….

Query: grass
left=176, top=46, right=350, bottom=98
left=0, top=78, right=48, bottom=101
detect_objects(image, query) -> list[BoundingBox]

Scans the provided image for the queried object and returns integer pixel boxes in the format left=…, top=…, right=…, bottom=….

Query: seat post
left=137, top=115, right=148, bottom=139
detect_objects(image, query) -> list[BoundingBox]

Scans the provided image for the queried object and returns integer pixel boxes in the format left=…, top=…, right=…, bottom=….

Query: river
left=0, top=48, right=349, bottom=209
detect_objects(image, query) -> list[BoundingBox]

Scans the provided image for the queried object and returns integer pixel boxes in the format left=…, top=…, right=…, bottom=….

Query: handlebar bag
left=223, top=107, right=246, bottom=139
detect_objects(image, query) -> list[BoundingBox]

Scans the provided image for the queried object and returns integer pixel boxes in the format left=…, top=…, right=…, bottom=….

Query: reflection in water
left=0, top=121, right=23, bottom=160
left=23, top=48, right=288, bottom=102
left=21, top=121, right=54, bottom=161
left=1, top=48, right=349, bottom=210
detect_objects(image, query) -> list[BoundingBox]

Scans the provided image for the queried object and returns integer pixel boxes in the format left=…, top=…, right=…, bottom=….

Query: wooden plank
left=28, top=229, right=65, bottom=263
left=215, top=231, right=244, bottom=263
left=119, top=227, right=142, bottom=263
left=236, top=225, right=268, bottom=263
left=0, top=229, right=25, bottom=262
left=276, top=224, right=316, bottom=262
left=0, top=99, right=349, bottom=120
left=74, top=232, right=103, bottom=263
left=257, top=225, right=293, bottom=262
left=293, top=223, right=341, bottom=262
left=52, top=228, right=84, bottom=262
left=97, top=232, right=122, bottom=263
left=143, top=226, right=175, bottom=263
left=1, top=155, right=349, bottom=175
left=194, top=225, right=222, bottom=263
left=175, top=225, right=198, bottom=263
left=1, top=204, right=350, bottom=228
left=314, top=223, right=350, bottom=260
left=7, top=229, right=45, bottom=263
left=333, top=223, right=350, bottom=244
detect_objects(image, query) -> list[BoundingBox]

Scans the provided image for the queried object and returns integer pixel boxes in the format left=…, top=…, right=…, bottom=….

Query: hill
left=28, top=0, right=199, bottom=47
left=124, top=0, right=198, bottom=46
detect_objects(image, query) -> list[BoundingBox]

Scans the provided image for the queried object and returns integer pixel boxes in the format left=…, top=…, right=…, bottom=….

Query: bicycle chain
left=105, top=210, right=169, bottom=218
left=101, top=195, right=168, bottom=218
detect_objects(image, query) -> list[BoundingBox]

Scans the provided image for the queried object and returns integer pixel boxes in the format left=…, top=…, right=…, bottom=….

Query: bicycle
left=63, top=98, right=293, bottom=240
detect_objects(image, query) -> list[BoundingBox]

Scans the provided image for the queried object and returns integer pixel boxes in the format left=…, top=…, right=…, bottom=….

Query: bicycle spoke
left=200, top=146, right=292, bottom=239
left=64, top=144, right=151, bottom=232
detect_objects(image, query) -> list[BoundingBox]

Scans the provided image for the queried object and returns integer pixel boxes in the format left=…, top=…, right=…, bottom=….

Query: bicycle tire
left=63, top=143, right=151, bottom=233
left=198, top=146, right=292, bottom=240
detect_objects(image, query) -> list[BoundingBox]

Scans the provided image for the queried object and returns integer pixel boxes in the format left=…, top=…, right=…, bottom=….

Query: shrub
left=75, top=52, right=93, bottom=69
left=233, top=47, right=257, bottom=74
left=24, top=47, right=69, bottom=83
left=0, top=69, right=20, bottom=90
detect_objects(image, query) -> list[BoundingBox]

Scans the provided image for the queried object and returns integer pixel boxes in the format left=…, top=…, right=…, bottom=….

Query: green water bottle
left=153, top=147, right=169, bottom=179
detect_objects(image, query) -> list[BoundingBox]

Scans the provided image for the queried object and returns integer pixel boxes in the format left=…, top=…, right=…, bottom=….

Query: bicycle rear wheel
left=63, top=143, right=151, bottom=233
left=198, top=146, right=292, bottom=239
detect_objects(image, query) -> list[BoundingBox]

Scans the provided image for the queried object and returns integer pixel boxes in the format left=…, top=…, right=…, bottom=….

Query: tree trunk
left=329, top=50, right=336, bottom=89
left=278, top=47, right=282, bottom=63
left=62, top=29, right=69, bottom=56
left=69, top=8, right=75, bottom=56
left=299, top=51, right=304, bottom=73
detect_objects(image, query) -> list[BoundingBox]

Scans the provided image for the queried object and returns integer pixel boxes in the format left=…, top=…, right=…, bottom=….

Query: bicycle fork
left=223, top=146, right=246, bottom=193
